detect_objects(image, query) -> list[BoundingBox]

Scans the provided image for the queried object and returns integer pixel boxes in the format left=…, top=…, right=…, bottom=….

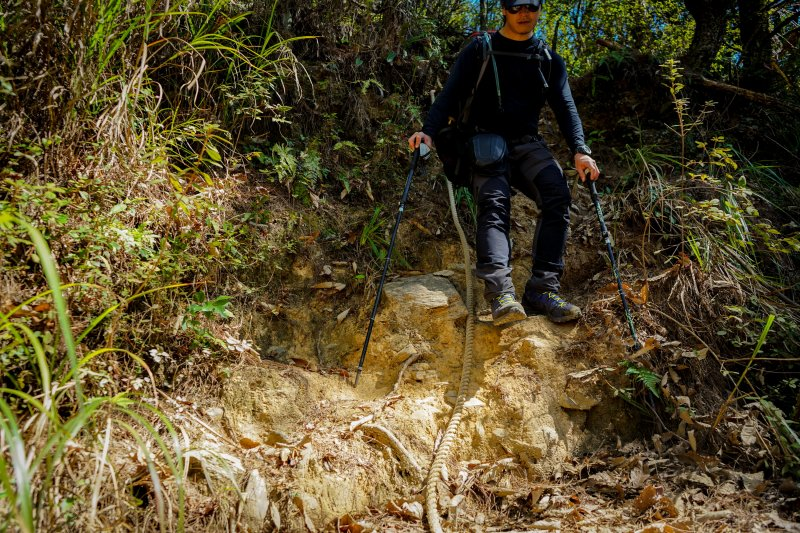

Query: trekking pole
left=354, top=144, right=429, bottom=386
left=588, top=179, right=642, bottom=351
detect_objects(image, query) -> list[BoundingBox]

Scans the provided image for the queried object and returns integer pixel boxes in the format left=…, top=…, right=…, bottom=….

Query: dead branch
left=693, top=75, right=800, bottom=113
left=595, top=38, right=800, bottom=112
left=361, top=423, right=423, bottom=479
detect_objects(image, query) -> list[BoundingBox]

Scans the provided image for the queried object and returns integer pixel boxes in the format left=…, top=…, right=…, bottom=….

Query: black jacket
left=422, top=31, right=585, bottom=152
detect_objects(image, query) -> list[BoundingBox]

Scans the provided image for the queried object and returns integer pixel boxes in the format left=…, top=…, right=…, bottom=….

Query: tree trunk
left=738, top=0, right=779, bottom=90
left=479, top=0, right=487, bottom=31
left=683, top=0, right=736, bottom=73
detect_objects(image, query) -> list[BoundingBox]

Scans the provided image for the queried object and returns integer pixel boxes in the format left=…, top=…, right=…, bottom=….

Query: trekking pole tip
left=354, top=369, right=362, bottom=387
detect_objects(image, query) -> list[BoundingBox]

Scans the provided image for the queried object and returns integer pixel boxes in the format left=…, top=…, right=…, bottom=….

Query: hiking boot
left=521, top=291, right=582, bottom=323
left=491, top=293, right=527, bottom=326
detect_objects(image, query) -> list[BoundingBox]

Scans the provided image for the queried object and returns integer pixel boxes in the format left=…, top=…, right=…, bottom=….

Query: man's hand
left=408, top=132, right=433, bottom=151
left=574, top=153, right=600, bottom=182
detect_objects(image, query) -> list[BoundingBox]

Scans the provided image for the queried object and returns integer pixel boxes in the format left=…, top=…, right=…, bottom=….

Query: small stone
left=397, top=344, right=418, bottom=358
left=541, top=427, right=559, bottom=446
left=205, top=407, right=224, bottom=420
left=559, top=390, right=600, bottom=411
left=464, top=398, right=485, bottom=409
left=415, top=369, right=438, bottom=382
left=509, top=438, right=544, bottom=460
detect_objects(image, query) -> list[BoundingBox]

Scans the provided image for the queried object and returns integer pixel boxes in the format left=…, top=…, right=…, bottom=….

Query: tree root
left=361, top=423, right=422, bottom=480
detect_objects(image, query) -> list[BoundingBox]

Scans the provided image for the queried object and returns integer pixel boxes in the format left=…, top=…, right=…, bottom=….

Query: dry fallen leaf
left=688, top=429, right=697, bottom=452
left=633, top=484, right=658, bottom=514
left=408, top=218, right=432, bottom=235
left=740, top=423, right=759, bottom=446
left=632, top=337, right=660, bottom=358
left=297, top=231, right=320, bottom=244
left=639, top=282, right=649, bottom=304
left=291, top=358, right=313, bottom=370
left=630, top=466, right=650, bottom=488
left=311, top=281, right=346, bottom=291
left=336, top=514, right=363, bottom=532
left=239, top=437, right=261, bottom=449
left=270, top=502, right=281, bottom=530
left=292, top=495, right=317, bottom=532
left=386, top=498, right=424, bottom=521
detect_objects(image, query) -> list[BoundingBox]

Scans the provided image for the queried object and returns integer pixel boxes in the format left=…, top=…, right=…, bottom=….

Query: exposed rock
left=464, top=397, right=486, bottom=409
left=381, top=274, right=468, bottom=335
left=559, top=389, right=601, bottom=411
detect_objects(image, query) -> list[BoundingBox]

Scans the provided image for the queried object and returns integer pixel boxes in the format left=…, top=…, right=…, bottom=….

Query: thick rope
left=425, top=181, right=476, bottom=533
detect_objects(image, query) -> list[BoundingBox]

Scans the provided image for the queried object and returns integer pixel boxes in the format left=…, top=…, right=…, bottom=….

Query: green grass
left=0, top=213, right=186, bottom=531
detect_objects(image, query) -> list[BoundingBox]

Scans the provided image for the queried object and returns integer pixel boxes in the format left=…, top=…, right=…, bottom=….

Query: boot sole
left=492, top=306, right=527, bottom=326
left=522, top=305, right=582, bottom=323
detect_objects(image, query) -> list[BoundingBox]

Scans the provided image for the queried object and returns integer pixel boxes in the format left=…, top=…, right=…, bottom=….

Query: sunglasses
left=506, top=3, right=541, bottom=14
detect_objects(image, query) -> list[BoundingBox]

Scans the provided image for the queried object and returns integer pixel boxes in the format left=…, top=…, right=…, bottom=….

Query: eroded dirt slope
left=174, top=185, right=800, bottom=532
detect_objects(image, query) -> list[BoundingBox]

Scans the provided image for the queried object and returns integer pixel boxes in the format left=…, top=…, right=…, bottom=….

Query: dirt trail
left=198, top=187, right=800, bottom=531
left=216, top=270, right=650, bottom=530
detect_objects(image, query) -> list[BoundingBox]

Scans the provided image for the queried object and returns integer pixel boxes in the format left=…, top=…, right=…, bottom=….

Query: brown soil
left=170, top=185, right=798, bottom=531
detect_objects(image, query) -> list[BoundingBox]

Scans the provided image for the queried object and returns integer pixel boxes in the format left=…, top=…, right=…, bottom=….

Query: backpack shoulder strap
left=462, top=32, right=502, bottom=123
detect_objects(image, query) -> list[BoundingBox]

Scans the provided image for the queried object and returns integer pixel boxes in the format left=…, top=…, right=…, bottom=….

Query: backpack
left=434, top=32, right=551, bottom=188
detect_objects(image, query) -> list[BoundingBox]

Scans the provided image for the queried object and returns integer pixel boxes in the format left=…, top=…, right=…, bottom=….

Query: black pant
left=471, top=139, right=571, bottom=300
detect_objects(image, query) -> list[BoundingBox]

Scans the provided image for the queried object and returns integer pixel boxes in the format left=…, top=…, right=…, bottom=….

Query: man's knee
left=537, top=165, right=571, bottom=212
left=477, top=184, right=511, bottom=229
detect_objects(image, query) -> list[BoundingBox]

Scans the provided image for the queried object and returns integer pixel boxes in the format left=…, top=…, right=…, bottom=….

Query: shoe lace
left=495, top=293, right=516, bottom=307
left=543, top=292, right=567, bottom=308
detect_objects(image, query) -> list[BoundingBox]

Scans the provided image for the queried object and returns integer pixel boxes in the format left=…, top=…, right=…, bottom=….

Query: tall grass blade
left=13, top=217, right=83, bottom=404
left=0, top=400, right=34, bottom=533
left=713, top=314, right=776, bottom=428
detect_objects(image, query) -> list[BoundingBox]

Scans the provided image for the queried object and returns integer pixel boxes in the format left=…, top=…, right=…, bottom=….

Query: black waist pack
left=434, top=124, right=472, bottom=188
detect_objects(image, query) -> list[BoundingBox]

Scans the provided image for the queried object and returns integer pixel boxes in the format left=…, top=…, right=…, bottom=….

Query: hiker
left=408, top=0, right=599, bottom=325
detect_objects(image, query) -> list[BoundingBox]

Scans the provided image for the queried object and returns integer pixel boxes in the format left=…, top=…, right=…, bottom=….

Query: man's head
left=500, top=0, right=542, bottom=40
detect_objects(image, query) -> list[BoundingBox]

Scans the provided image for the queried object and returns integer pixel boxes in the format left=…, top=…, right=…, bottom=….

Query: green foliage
left=187, top=293, right=234, bottom=320
left=0, top=2, right=309, bottom=526
left=616, top=57, right=800, bottom=474
left=360, top=207, right=389, bottom=262
left=253, top=142, right=328, bottom=204
left=181, top=293, right=234, bottom=349
left=536, top=0, right=694, bottom=75
left=621, top=360, right=662, bottom=399
left=455, top=186, right=477, bottom=226
left=0, top=214, right=186, bottom=532
left=760, top=399, right=800, bottom=478
left=627, top=61, right=800, bottom=277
